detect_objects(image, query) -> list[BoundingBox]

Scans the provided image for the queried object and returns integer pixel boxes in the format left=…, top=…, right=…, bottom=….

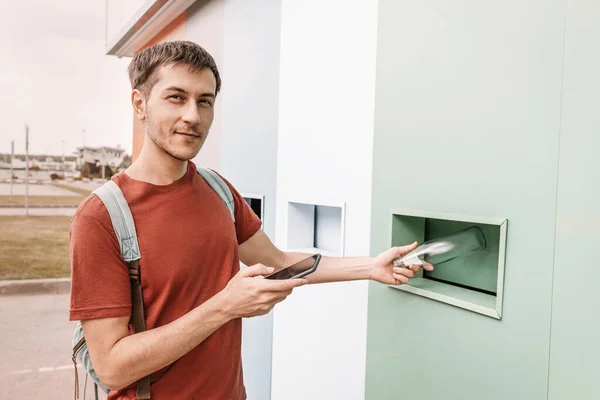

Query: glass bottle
left=392, top=225, right=487, bottom=268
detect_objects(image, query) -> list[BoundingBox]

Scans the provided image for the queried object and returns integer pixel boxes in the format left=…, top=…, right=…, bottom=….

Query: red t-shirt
left=69, top=161, right=262, bottom=400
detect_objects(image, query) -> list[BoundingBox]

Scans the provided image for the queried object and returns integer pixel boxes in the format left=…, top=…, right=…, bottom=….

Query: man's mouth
left=175, top=131, right=200, bottom=138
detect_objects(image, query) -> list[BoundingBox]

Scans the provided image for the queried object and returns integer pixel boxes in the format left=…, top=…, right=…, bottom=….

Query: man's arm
left=81, top=263, right=306, bottom=391
left=238, top=230, right=433, bottom=285
left=238, top=230, right=374, bottom=283
left=82, top=293, right=230, bottom=391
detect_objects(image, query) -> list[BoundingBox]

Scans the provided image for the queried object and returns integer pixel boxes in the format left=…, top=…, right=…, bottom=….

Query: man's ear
left=131, top=89, right=146, bottom=120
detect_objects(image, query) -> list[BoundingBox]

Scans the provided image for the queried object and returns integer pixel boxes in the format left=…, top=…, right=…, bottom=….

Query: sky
left=0, top=0, right=134, bottom=156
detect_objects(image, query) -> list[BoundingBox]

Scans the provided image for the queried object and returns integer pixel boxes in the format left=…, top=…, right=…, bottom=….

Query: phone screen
left=265, top=254, right=320, bottom=280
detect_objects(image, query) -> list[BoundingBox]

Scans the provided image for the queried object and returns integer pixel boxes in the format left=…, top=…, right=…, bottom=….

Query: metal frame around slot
left=387, top=208, right=508, bottom=319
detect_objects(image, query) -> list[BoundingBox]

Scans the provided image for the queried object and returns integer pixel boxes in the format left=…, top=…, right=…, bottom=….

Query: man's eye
left=169, top=95, right=183, bottom=100
left=198, top=99, right=213, bottom=106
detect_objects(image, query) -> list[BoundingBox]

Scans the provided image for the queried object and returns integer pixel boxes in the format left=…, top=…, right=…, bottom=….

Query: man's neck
left=125, top=142, right=189, bottom=186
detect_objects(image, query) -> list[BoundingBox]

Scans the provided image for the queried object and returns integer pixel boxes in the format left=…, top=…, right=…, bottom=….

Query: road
left=0, top=293, right=107, bottom=400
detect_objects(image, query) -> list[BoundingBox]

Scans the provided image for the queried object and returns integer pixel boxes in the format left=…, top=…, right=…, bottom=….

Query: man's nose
left=181, top=101, right=201, bottom=125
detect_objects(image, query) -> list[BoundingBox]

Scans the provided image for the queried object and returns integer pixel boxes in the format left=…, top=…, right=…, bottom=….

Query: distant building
left=0, top=158, right=27, bottom=170
left=0, top=154, right=78, bottom=171
left=75, top=146, right=129, bottom=179
left=76, top=146, right=126, bottom=169
left=35, top=157, right=72, bottom=171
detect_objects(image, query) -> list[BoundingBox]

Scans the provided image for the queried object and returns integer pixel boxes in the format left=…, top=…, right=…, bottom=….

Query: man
left=69, top=40, right=432, bottom=400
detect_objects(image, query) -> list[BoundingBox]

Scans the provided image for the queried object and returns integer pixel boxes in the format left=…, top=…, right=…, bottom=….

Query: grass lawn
left=0, top=195, right=85, bottom=207
left=0, top=216, right=72, bottom=280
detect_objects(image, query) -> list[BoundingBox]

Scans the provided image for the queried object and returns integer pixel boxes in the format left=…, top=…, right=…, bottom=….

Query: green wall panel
left=366, top=0, right=565, bottom=399
left=547, top=0, right=600, bottom=398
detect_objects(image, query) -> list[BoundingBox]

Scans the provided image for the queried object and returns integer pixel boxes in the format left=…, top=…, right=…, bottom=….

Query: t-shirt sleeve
left=69, top=195, right=132, bottom=321
left=214, top=171, right=263, bottom=245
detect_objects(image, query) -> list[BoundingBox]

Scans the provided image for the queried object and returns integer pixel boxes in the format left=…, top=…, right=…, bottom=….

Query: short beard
left=145, top=110, right=193, bottom=162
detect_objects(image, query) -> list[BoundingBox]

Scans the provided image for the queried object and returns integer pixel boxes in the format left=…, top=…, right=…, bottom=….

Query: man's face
left=142, top=63, right=216, bottom=161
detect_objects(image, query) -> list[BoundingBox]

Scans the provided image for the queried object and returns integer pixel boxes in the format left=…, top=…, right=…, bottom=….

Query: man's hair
left=128, top=40, right=221, bottom=97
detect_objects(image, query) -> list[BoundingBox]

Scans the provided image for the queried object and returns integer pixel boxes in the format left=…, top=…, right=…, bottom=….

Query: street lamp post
left=10, top=140, right=14, bottom=201
left=25, top=124, right=29, bottom=216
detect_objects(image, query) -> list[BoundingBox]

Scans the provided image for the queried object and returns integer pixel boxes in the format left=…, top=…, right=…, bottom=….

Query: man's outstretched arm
left=238, top=230, right=433, bottom=286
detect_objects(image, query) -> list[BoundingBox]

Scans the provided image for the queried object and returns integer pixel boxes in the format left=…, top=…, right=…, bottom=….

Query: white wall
left=187, top=0, right=225, bottom=171
left=272, top=0, right=379, bottom=399
left=220, top=0, right=283, bottom=399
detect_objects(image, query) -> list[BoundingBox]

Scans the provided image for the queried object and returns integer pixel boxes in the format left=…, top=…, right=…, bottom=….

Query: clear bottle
left=392, top=225, right=487, bottom=268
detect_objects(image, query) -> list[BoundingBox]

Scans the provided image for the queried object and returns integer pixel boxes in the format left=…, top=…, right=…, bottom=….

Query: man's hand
left=369, top=242, right=434, bottom=285
left=218, top=264, right=308, bottom=319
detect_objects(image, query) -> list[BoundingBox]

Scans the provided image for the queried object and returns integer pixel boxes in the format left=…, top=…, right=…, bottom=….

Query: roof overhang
left=106, top=0, right=195, bottom=57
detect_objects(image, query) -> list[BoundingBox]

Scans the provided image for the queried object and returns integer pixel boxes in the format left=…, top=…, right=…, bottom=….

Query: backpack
left=71, top=167, right=236, bottom=400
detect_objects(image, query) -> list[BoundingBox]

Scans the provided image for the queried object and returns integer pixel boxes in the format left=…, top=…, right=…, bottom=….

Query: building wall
left=365, top=0, right=565, bottom=399
left=218, top=1, right=283, bottom=398
left=271, top=0, right=379, bottom=399
left=186, top=0, right=224, bottom=171
left=547, top=0, right=600, bottom=398
left=108, top=1, right=600, bottom=399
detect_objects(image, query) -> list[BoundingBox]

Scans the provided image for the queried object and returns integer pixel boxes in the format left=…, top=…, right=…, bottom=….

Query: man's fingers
left=402, top=262, right=433, bottom=273
left=394, top=267, right=415, bottom=278
left=263, top=277, right=309, bottom=291
left=395, top=241, right=418, bottom=257
left=422, top=262, right=435, bottom=271
left=267, top=289, right=293, bottom=302
left=408, top=265, right=419, bottom=274
left=264, top=293, right=290, bottom=312
left=271, top=295, right=288, bottom=306
left=392, top=273, right=410, bottom=284
left=241, top=264, right=274, bottom=278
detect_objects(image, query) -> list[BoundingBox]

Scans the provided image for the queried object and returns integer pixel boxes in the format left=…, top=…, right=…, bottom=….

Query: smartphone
left=264, top=254, right=321, bottom=280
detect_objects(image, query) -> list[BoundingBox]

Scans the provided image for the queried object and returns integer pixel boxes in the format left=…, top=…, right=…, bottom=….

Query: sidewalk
left=0, top=293, right=107, bottom=399
left=0, top=278, right=71, bottom=296
left=0, top=207, right=76, bottom=216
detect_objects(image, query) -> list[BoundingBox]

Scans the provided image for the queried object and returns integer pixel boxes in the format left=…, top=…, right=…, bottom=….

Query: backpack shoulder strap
left=92, top=180, right=141, bottom=262
left=197, top=167, right=235, bottom=222
left=91, top=180, right=151, bottom=399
